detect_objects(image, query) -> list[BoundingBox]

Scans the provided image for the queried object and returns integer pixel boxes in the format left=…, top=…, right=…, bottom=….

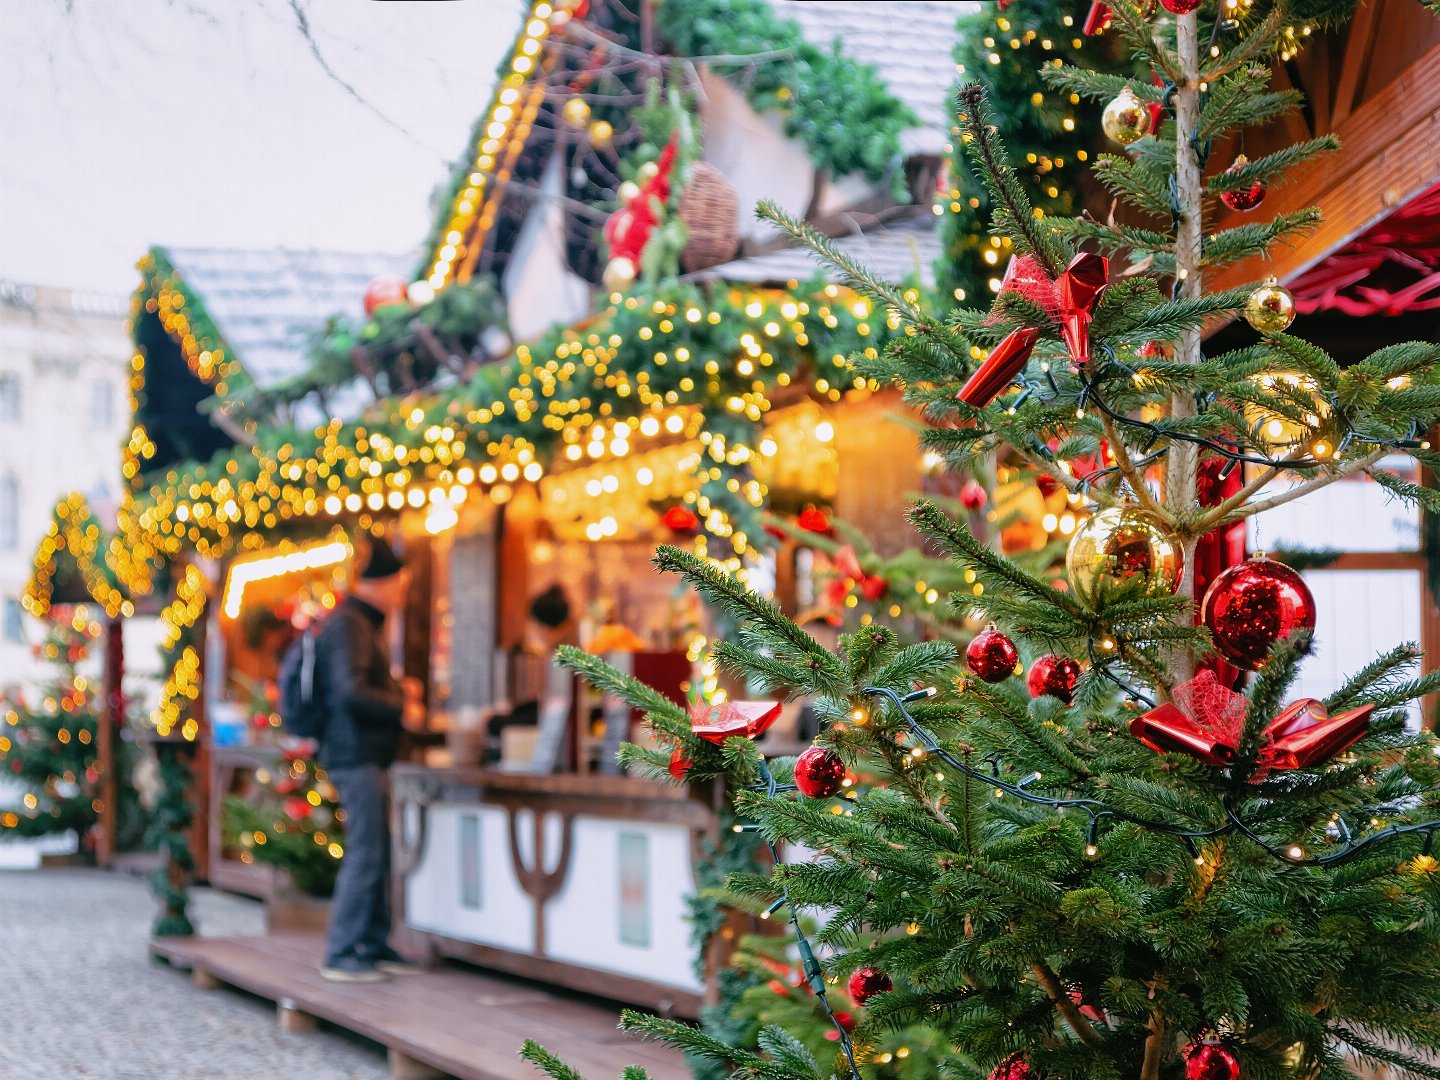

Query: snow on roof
left=689, top=214, right=941, bottom=288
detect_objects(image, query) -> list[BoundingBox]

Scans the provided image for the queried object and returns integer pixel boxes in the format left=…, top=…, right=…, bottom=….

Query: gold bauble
left=603, top=256, right=637, bottom=294
left=1244, top=276, right=1296, bottom=334
left=588, top=119, right=614, bottom=146
left=1101, top=87, right=1150, bottom=146
left=1245, top=371, right=1328, bottom=451
left=636, top=160, right=660, bottom=183
left=1066, top=507, right=1183, bottom=611
left=561, top=97, right=592, bottom=129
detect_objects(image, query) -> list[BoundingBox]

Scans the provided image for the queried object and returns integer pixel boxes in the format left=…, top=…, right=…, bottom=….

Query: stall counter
left=391, top=765, right=718, bottom=1016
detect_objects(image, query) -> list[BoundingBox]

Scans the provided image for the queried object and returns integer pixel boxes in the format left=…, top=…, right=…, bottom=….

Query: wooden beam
left=1328, top=0, right=1383, bottom=131
left=1211, top=38, right=1440, bottom=291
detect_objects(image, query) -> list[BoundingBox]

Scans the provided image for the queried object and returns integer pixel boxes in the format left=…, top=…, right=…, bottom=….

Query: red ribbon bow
left=1083, top=2, right=1112, bottom=34
left=690, top=699, right=782, bottom=744
left=1130, top=671, right=1374, bottom=774
left=957, top=252, right=1108, bottom=407
left=1057, top=251, right=1109, bottom=369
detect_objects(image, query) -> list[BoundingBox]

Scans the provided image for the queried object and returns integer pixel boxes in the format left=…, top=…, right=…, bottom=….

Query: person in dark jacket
left=317, top=534, right=422, bottom=982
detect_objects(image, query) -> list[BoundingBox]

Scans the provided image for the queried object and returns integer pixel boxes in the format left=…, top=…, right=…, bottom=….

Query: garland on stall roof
left=118, top=278, right=901, bottom=591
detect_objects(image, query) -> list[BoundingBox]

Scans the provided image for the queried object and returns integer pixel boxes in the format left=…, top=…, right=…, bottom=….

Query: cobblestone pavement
left=0, top=868, right=390, bottom=1080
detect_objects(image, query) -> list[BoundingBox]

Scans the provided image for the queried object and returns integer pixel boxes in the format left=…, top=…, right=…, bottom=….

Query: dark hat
left=359, top=533, right=405, bottom=580
left=529, top=584, right=571, bottom=629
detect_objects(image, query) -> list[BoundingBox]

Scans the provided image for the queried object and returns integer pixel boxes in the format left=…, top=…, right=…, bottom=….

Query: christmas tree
left=223, top=746, right=344, bottom=897
left=0, top=611, right=107, bottom=843
left=526, top=3, right=1440, bottom=1078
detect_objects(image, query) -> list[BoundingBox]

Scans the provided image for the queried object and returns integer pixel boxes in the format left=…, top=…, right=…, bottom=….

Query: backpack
left=278, top=625, right=328, bottom=739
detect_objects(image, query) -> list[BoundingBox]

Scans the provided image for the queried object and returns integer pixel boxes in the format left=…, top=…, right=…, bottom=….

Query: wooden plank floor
left=150, top=932, right=690, bottom=1080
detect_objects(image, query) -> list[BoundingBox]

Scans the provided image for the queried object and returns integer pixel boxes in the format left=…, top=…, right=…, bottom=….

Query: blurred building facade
left=0, top=280, right=130, bottom=693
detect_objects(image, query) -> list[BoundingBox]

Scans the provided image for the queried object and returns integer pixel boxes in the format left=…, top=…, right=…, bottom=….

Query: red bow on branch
left=690, top=700, right=782, bottom=743
left=957, top=252, right=1108, bottom=407
left=1083, top=2, right=1112, bottom=34
left=1129, top=671, right=1374, bottom=773
left=826, top=546, right=889, bottom=605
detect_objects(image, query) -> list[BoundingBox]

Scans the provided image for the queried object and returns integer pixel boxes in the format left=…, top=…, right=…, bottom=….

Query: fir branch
left=908, top=500, right=1089, bottom=621
left=1365, top=467, right=1440, bottom=514
left=1324, top=645, right=1424, bottom=712
left=1352, top=341, right=1440, bottom=382
left=556, top=646, right=690, bottom=732
left=756, top=200, right=974, bottom=365
left=651, top=546, right=851, bottom=694
left=1052, top=218, right=1176, bottom=259
left=955, top=84, right=1071, bottom=280
left=1206, top=137, right=1340, bottom=193
left=1112, top=288, right=1254, bottom=340
left=1201, top=210, right=1325, bottom=269
left=1197, top=68, right=1300, bottom=141
left=1091, top=154, right=1174, bottom=220
left=518, top=1040, right=587, bottom=1080
left=1330, top=1027, right=1440, bottom=1080
left=1041, top=67, right=1168, bottom=104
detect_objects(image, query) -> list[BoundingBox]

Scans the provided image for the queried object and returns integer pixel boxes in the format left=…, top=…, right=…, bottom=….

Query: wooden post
left=96, top=615, right=123, bottom=867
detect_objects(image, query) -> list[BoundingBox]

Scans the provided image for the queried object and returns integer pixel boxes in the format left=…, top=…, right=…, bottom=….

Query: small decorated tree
left=0, top=612, right=106, bottom=843
left=223, top=746, right=344, bottom=897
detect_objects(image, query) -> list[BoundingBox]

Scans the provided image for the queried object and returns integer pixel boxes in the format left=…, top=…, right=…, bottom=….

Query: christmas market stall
left=101, top=0, right=985, bottom=1016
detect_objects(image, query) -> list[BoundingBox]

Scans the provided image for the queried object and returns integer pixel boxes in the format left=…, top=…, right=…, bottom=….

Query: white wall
left=0, top=282, right=130, bottom=693
left=502, top=154, right=596, bottom=342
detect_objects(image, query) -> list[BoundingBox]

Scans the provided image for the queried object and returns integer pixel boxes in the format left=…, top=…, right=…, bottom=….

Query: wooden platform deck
left=149, top=932, right=690, bottom=1080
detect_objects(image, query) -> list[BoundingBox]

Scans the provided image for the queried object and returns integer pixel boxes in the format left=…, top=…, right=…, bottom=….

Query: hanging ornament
left=363, top=277, right=410, bottom=316
left=1184, top=1040, right=1240, bottom=1080
left=967, top=628, right=1019, bottom=683
left=689, top=700, right=782, bottom=743
left=1027, top=655, right=1081, bottom=704
left=989, top=1054, right=1036, bottom=1080
left=662, top=505, right=700, bottom=535
left=1102, top=86, right=1152, bottom=146
left=960, top=480, right=988, bottom=511
left=636, top=160, right=661, bottom=183
left=1201, top=556, right=1316, bottom=670
left=602, top=256, right=637, bottom=294
left=617, top=180, right=641, bottom=203
left=588, top=119, right=614, bottom=147
left=797, top=506, right=833, bottom=535
left=1162, top=0, right=1205, bottom=12
left=1066, top=507, right=1183, bottom=611
left=1218, top=155, right=1266, bottom=211
left=1244, top=277, right=1296, bottom=334
left=794, top=745, right=846, bottom=798
left=847, top=966, right=893, bottom=1005
left=561, top=97, right=592, bottom=128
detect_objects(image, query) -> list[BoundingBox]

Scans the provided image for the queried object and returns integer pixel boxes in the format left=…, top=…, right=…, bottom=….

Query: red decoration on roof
left=1289, top=179, right=1440, bottom=316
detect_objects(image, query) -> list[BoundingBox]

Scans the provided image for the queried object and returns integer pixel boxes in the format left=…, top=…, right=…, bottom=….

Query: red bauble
left=798, top=506, right=832, bottom=534
left=363, top=276, right=410, bottom=315
left=967, top=629, right=1019, bottom=683
left=1185, top=1041, right=1240, bottom=1080
left=1201, top=557, right=1316, bottom=670
left=1219, top=156, right=1266, bottom=211
left=283, top=797, right=313, bottom=820
left=1160, top=0, right=1203, bottom=11
left=960, top=480, right=988, bottom=511
left=1027, top=655, right=1081, bottom=704
left=847, top=966, right=893, bottom=1005
left=989, top=1053, right=1036, bottom=1080
left=662, top=505, right=700, bottom=534
left=794, top=745, right=846, bottom=798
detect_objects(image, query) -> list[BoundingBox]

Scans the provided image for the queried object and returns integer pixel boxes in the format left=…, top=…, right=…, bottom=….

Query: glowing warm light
left=222, top=539, right=350, bottom=619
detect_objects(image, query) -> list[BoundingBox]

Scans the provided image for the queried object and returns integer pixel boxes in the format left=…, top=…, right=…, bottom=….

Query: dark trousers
left=324, top=764, right=392, bottom=965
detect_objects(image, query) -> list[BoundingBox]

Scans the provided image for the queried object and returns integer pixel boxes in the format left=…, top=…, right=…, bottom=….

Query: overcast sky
left=1, top=0, right=515, bottom=298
